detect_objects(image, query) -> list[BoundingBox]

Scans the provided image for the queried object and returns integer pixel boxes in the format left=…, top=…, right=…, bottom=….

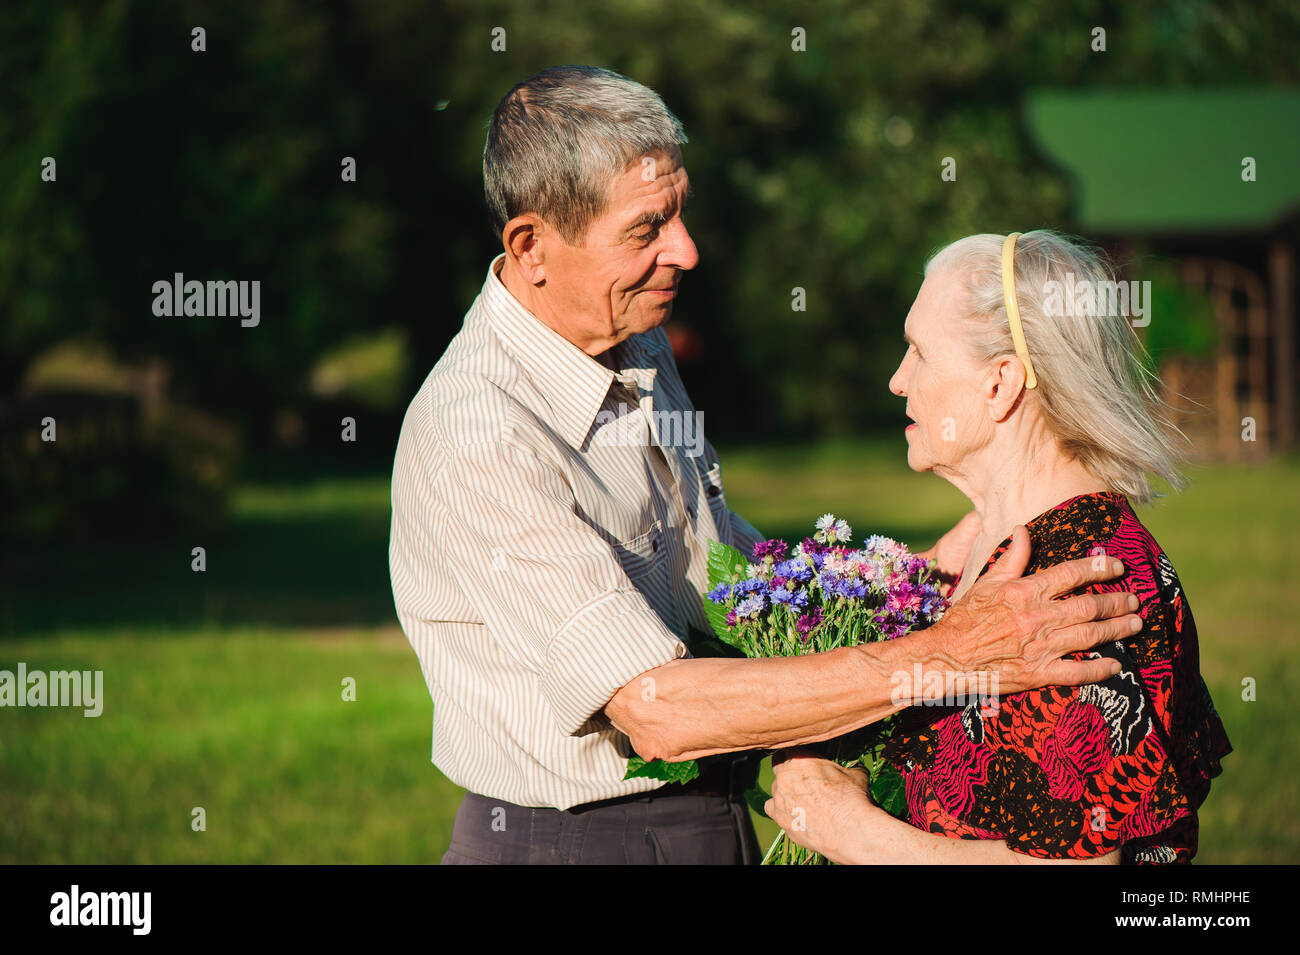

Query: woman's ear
left=503, top=215, right=547, bottom=284
left=986, top=355, right=1027, bottom=422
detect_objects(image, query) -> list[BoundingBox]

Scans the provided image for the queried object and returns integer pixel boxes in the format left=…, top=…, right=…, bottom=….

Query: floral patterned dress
left=882, top=491, right=1232, bottom=863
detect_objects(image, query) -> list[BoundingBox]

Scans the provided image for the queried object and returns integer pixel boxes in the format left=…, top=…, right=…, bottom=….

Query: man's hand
left=919, top=525, right=1141, bottom=696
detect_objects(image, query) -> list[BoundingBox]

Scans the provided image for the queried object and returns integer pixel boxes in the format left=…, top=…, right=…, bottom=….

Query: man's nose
left=661, top=219, right=699, bottom=271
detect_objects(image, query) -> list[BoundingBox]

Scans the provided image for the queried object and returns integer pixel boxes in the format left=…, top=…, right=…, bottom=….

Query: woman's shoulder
left=1002, top=491, right=1174, bottom=592
left=981, top=490, right=1164, bottom=584
left=1022, top=490, right=1130, bottom=570
left=978, top=490, right=1190, bottom=669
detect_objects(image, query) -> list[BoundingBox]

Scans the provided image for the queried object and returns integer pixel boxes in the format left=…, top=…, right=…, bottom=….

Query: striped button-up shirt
left=389, top=254, right=763, bottom=810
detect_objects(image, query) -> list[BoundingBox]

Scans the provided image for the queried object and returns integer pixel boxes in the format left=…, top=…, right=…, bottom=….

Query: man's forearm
left=606, top=626, right=942, bottom=762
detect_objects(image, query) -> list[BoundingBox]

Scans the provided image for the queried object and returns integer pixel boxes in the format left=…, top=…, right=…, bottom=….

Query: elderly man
left=388, top=65, right=1141, bottom=865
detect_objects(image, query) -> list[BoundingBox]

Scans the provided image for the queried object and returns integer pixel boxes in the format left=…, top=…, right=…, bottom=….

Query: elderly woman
left=768, top=230, right=1232, bottom=864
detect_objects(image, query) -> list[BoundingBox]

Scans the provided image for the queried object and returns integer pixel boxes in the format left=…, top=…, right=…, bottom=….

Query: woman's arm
left=833, top=800, right=1121, bottom=865
left=767, top=752, right=1121, bottom=865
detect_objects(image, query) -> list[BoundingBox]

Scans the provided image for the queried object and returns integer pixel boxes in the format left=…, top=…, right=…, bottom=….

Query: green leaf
left=707, top=539, right=750, bottom=589
left=744, top=783, right=772, bottom=818
left=702, top=592, right=733, bottom=644
left=623, top=754, right=701, bottom=784
left=868, top=760, right=908, bottom=819
left=704, top=540, right=751, bottom=650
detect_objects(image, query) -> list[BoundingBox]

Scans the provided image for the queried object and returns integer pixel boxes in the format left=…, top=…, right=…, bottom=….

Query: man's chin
left=635, top=306, right=672, bottom=331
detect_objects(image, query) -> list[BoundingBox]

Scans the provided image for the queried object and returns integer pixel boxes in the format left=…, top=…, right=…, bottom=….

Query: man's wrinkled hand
left=924, top=525, right=1143, bottom=696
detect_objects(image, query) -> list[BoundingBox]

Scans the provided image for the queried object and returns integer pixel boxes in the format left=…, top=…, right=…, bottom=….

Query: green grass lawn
left=2, top=439, right=1295, bottom=862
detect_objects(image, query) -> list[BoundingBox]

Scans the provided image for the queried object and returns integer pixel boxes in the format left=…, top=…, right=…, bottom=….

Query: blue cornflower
left=773, top=558, right=813, bottom=582
left=836, top=578, right=869, bottom=599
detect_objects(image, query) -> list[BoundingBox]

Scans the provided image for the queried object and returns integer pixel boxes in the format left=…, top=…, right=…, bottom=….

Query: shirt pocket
left=613, top=519, right=667, bottom=583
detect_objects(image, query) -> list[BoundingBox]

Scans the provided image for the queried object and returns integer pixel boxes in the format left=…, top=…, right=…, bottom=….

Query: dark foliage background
left=1, top=0, right=1296, bottom=539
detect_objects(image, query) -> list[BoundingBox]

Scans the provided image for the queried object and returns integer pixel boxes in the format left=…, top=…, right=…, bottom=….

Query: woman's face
left=888, top=269, right=993, bottom=474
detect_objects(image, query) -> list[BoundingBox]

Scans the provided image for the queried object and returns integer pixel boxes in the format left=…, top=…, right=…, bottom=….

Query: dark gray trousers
left=441, top=789, right=762, bottom=865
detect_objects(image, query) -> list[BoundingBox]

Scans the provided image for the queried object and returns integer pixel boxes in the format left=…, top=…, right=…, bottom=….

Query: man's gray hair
left=484, top=65, right=688, bottom=244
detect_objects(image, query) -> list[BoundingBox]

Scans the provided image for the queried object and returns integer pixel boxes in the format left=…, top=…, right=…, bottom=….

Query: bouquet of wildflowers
left=624, top=514, right=949, bottom=865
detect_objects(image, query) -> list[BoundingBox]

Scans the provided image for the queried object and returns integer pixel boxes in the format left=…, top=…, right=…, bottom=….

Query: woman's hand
left=766, top=750, right=885, bottom=863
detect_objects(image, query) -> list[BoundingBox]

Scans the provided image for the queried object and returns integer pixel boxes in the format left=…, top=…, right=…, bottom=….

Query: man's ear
left=987, top=355, right=1027, bottom=423
left=503, top=215, right=547, bottom=285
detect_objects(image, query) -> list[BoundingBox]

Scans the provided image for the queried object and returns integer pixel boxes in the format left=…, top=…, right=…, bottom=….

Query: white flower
left=834, top=519, right=852, bottom=541
left=815, top=513, right=836, bottom=533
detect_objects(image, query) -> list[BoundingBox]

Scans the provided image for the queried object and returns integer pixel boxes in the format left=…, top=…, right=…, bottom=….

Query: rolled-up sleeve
left=434, top=437, right=688, bottom=736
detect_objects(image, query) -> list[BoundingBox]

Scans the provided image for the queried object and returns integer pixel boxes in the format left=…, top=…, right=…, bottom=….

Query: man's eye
left=636, top=228, right=659, bottom=242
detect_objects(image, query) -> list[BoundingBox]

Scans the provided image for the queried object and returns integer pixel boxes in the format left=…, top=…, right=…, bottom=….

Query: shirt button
left=707, top=485, right=721, bottom=498
left=652, top=539, right=661, bottom=552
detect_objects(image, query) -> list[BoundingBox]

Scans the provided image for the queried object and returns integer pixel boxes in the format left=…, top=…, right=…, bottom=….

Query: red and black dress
left=882, top=491, right=1232, bottom=862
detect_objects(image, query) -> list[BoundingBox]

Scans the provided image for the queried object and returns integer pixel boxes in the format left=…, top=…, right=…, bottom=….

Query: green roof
left=1024, top=89, right=1300, bottom=234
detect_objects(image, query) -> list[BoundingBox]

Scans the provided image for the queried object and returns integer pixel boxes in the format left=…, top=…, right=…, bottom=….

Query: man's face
left=541, top=149, right=698, bottom=350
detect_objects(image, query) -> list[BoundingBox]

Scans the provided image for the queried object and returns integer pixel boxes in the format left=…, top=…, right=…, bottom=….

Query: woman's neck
left=946, top=436, right=1110, bottom=600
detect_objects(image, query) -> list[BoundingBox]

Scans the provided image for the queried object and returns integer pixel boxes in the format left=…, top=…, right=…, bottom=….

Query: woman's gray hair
left=925, top=230, right=1188, bottom=504
left=483, top=65, right=688, bottom=244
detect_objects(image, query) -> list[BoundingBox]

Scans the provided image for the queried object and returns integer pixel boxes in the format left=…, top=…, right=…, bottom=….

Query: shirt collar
left=479, top=253, right=668, bottom=449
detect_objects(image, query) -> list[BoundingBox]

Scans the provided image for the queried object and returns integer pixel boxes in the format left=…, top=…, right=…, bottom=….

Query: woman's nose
left=888, top=359, right=907, bottom=396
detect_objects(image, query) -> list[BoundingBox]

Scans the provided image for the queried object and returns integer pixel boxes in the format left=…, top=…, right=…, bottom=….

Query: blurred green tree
left=1, top=0, right=1295, bottom=447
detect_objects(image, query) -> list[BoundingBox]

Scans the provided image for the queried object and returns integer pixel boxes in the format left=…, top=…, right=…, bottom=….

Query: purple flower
left=706, top=583, right=732, bottom=603
left=725, top=609, right=738, bottom=627
left=800, top=536, right=829, bottom=557
left=796, top=608, right=824, bottom=636
left=770, top=587, right=795, bottom=604
left=886, top=581, right=923, bottom=614
left=752, top=539, right=790, bottom=563
left=734, top=595, right=766, bottom=619
left=734, top=578, right=767, bottom=597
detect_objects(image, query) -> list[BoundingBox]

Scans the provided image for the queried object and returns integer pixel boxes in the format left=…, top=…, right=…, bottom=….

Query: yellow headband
left=1001, top=232, right=1037, bottom=390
